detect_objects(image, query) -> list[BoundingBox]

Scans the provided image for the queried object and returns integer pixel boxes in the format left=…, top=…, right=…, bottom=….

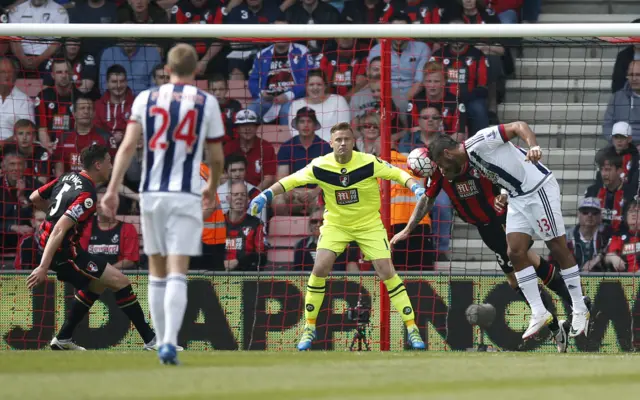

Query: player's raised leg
left=297, top=248, right=337, bottom=351
left=51, top=285, right=104, bottom=350
left=89, top=263, right=156, bottom=346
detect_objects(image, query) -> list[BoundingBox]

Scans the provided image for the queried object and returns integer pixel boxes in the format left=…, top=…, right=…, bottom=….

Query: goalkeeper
left=249, top=122, right=426, bottom=351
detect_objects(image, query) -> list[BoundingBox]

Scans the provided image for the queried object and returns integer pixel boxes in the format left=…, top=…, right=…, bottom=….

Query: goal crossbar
left=0, top=23, right=639, bottom=39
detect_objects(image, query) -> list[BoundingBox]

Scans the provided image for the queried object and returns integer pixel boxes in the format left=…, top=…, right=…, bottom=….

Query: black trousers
left=189, top=243, right=226, bottom=271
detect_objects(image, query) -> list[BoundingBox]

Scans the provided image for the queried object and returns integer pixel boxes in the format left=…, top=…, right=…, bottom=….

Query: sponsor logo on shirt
left=335, top=189, right=359, bottom=205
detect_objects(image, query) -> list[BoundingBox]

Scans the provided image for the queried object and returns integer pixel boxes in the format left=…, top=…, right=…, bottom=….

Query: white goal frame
left=0, top=23, right=639, bottom=39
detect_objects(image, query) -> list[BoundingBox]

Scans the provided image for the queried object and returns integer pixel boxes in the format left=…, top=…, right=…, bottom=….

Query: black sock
left=58, top=290, right=101, bottom=340
left=515, top=285, right=559, bottom=332
left=115, top=285, right=155, bottom=344
left=536, top=258, right=572, bottom=309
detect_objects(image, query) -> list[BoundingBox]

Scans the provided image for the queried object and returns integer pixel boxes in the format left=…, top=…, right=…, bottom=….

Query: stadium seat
left=268, top=236, right=303, bottom=248
left=269, top=216, right=309, bottom=237
left=260, top=125, right=291, bottom=145
left=267, top=248, right=295, bottom=263
left=228, top=80, right=250, bottom=100
left=15, top=79, right=43, bottom=97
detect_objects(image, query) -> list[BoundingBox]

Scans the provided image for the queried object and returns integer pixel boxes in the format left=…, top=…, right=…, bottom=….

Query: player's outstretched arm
left=26, top=215, right=75, bottom=289
left=249, top=166, right=317, bottom=216
left=390, top=195, right=436, bottom=245
left=501, top=121, right=542, bottom=162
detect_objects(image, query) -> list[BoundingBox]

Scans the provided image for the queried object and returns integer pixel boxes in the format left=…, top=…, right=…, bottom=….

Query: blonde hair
left=167, top=43, right=198, bottom=78
left=330, top=122, right=355, bottom=136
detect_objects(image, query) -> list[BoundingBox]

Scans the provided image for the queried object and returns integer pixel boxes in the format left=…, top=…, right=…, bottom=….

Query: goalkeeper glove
left=410, top=183, right=425, bottom=201
left=249, top=189, right=273, bottom=216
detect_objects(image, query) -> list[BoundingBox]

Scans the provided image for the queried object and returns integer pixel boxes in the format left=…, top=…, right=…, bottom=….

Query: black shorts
left=476, top=220, right=535, bottom=275
left=51, top=247, right=107, bottom=290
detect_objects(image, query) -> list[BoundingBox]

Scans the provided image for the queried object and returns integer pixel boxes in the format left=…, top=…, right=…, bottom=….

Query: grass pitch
left=0, top=351, right=638, bottom=400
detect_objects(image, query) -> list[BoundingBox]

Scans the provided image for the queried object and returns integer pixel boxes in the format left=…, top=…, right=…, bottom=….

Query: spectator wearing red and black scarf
left=224, top=181, right=266, bottom=271
left=585, top=147, right=637, bottom=235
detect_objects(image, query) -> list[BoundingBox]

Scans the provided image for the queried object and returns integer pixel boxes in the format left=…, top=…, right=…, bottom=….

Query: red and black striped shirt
left=320, top=49, right=367, bottom=98
left=426, top=166, right=502, bottom=225
left=608, top=231, right=640, bottom=273
left=36, top=171, right=97, bottom=256
left=381, top=0, right=445, bottom=24
left=585, top=183, right=635, bottom=233
left=408, top=91, right=467, bottom=135
left=429, top=45, right=489, bottom=102
left=225, top=214, right=265, bottom=270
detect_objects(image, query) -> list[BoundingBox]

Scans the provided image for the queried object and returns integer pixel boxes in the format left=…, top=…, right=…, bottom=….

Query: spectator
left=356, top=111, right=381, bottom=155
left=208, top=74, right=242, bottom=140
left=9, top=0, right=67, bottom=74
left=319, top=36, right=368, bottom=102
left=605, top=199, right=640, bottom=273
left=118, top=0, right=168, bottom=23
left=390, top=146, right=435, bottom=270
left=585, top=147, right=636, bottom=234
left=124, top=133, right=144, bottom=196
left=521, top=0, right=540, bottom=23
left=611, top=19, right=640, bottom=93
left=151, top=63, right=169, bottom=86
left=381, top=0, right=452, bottom=24
left=349, top=57, right=381, bottom=116
left=350, top=77, right=402, bottom=140
left=430, top=18, right=490, bottom=134
left=368, top=12, right=431, bottom=114
left=0, top=152, right=39, bottom=253
left=604, top=60, right=640, bottom=142
left=293, top=207, right=360, bottom=272
left=54, top=97, right=111, bottom=176
left=223, top=109, right=276, bottom=190
left=247, top=17, right=311, bottom=124
left=94, top=65, right=134, bottom=143
left=170, top=0, right=227, bottom=77
left=224, top=0, right=282, bottom=80
left=408, top=61, right=467, bottom=138
left=224, top=180, right=266, bottom=271
left=44, top=38, right=99, bottom=100
left=0, top=57, right=34, bottom=141
left=285, top=0, right=341, bottom=56
left=80, top=190, right=139, bottom=270
left=289, top=69, right=351, bottom=142
left=36, top=59, right=79, bottom=151
left=341, top=0, right=387, bottom=24
left=15, top=208, right=45, bottom=270
left=218, top=153, right=261, bottom=214
left=99, top=38, right=162, bottom=95
left=273, top=107, right=331, bottom=215
left=398, top=105, right=445, bottom=153
left=69, top=0, right=118, bottom=24
left=596, top=121, right=638, bottom=189
left=486, top=0, right=523, bottom=24
left=1, top=119, right=50, bottom=184
left=567, top=197, right=606, bottom=272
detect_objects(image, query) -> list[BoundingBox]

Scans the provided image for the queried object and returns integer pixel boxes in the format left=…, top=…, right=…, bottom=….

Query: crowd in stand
left=0, top=0, right=637, bottom=273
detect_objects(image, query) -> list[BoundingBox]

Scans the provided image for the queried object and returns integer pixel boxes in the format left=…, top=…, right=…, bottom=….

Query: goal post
left=0, top=23, right=639, bottom=352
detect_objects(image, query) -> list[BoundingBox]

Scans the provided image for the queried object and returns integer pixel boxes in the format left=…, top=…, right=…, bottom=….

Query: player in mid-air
left=391, top=157, right=584, bottom=351
left=249, top=122, right=427, bottom=350
left=102, top=44, right=225, bottom=365
left=26, top=144, right=157, bottom=350
left=428, top=122, right=590, bottom=339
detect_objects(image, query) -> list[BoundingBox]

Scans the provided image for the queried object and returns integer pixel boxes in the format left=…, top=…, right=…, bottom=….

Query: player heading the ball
left=250, top=122, right=427, bottom=351
left=428, top=122, right=590, bottom=339
left=103, top=43, right=225, bottom=365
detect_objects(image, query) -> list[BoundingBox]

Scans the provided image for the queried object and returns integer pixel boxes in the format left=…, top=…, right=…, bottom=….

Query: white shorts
left=140, top=193, right=203, bottom=257
left=506, top=176, right=566, bottom=240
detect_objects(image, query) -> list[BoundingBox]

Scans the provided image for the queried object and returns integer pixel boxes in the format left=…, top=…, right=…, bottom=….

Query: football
left=407, top=147, right=435, bottom=178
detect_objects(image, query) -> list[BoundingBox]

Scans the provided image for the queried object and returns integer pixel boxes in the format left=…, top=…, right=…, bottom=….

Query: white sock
left=164, top=273, right=188, bottom=346
left=515, top=266, right=547, bottom=316
left=560, top=265, right=587, bottom=312
left=148, top=275, right=166, bottom=345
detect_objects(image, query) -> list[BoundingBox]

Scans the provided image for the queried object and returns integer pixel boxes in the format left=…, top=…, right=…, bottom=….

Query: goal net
left=0, top=22, right=639, bottom=353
